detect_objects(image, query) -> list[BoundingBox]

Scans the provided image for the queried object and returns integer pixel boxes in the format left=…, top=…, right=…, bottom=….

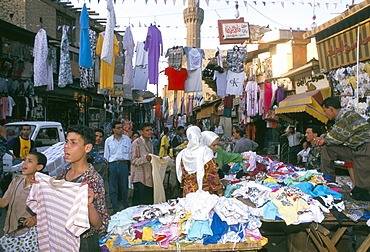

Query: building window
left=56, top=11, right=76, bottom=43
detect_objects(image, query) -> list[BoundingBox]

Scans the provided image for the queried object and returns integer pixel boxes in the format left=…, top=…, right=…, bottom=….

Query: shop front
left=303, top=0, right=370, bottom=119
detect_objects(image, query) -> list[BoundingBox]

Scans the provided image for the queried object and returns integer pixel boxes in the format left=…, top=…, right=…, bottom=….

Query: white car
left=3, top=121, right=66, bottom=173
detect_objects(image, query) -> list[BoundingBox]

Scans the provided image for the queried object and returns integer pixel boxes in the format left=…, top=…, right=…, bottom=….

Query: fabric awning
left=275, top=87, right=331, bottom=124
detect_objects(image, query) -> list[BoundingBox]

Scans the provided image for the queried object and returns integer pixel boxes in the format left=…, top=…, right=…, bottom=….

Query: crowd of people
left=1, top=96, right=370, bottom=251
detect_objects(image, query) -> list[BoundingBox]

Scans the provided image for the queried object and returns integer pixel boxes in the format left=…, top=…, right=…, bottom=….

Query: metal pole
left=356, top=26, right=360, bottom=111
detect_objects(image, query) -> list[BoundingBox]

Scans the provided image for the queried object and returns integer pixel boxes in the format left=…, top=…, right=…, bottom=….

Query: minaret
left=183, top=0, right=204, bottom=48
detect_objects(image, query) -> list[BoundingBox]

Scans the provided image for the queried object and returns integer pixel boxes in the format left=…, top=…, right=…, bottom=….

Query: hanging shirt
left=27, top=172, right=90, bottom=252
left=96, top=33, right=119, bottom=89
left=164, top=67, right=188, bottom=91
left=264, top=82, right=273, bottom=112
left=246, top=81, right=259, bottom=117
left=185, top=68, right=202, bottom=93
left=165, top=46, right=184, bottom=71
left=184, top=47, right=204, bottom=70
left=226, top=48, right=248, bottom=73
left=123, top=26, right=135, bottom=87
left=187, top=95, right=194, bottom=116
left=6, top=96, right=15, bottom=117
left=225, top=70, right=246, bottom=96
left=276, top=85, right=285, bottom=104
left=194, top=92, right=204, bottom=106
left=79, top=29, right=97, bottom=89
left=58, top=25, right=73, bottom=88
left=135, top=41, right=148, bottom=67
left=101, top=0, right=116, bottom=65
left=144, top=26, right=163, bottom=85
left=79, top=3, right=92, bottom=68
left=132, top=66, right=149, bottom=90
left=33, top=29, right=48, bottom=87
left=214, top=71, right=227, bottom=97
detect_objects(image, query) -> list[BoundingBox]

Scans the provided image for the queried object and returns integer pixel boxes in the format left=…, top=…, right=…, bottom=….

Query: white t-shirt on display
left=185, top=68, right=203, bottom=93
left=225, top=71, right=246, bottom=96
left=184, top=47, right=204, bottom=70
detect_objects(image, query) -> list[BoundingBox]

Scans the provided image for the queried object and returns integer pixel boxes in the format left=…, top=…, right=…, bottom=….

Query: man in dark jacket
left=6, top=125, right=36, bottom=165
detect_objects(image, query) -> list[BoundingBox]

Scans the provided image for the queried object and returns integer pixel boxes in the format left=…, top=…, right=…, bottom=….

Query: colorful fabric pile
left=100, top=190, right=265, bottom=250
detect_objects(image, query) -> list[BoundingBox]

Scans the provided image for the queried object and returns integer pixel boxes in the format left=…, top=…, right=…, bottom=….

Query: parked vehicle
left=3, top=121, right=65, bottom=173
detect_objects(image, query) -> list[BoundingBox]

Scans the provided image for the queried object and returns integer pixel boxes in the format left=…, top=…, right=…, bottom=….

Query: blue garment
left=203, top=213, right=228, bottom=245
left=263, top=181, right=281, bottom=190
left=187, top=220, right=213, bottom=241
left=293, top=182, right=342, bottom=198
left=79, top=3, right=93, bottom=68
left=88, top=145, right=107, bottom=164
left=224, top=184, right=241, bottom=198
left=109, top=162, right=129, bottom=210
left=142, top=218, right=163, bottom=230
left=263, top=201, right=280, bottom=220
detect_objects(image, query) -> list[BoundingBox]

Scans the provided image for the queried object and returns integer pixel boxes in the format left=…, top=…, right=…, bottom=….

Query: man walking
left=104, top=121, right=131, bottom=213
left=130, top=123, right=154, bottom=206
left=314, top=97, right=370, bottom=190
left=7, top=125, right=36, bottom=165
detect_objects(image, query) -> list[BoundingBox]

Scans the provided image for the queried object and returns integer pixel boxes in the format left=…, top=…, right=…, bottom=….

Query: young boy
left=62, top=124, right=108, bottom=251
left=0, top=152, right=46, bottom=235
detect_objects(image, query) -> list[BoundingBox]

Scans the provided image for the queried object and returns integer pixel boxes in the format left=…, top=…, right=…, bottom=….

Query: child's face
left=21, top=154, right=42, bottom=175
left=64, top=132, right=92, bottom=163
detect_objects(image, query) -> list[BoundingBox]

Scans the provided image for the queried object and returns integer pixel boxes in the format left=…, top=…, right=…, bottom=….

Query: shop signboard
left=295, top=74, right=329, bottom=94
left=316, top=21, right=370, bottom=72
left=218, top=18, right=250, bottom=44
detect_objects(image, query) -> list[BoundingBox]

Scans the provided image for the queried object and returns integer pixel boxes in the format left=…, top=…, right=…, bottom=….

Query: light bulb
left=235, top=4, right=240, bottom=18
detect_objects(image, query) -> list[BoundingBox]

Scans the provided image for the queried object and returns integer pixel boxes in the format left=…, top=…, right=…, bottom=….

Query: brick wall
left=0, top=0, right=26, bottom=26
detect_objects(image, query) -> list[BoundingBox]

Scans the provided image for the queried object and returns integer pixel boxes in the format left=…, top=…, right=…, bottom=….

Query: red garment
left=155, top=97, right=161, bottom=118
left=264, top=82, right=272, bottom=111
left=164, top=67, right=188, bottom=91
left=223, top=95, right=234, bottom=109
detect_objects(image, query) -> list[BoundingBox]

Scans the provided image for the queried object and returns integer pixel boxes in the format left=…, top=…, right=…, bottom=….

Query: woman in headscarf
left=175, top=126, right=223, bottom=197
left=201, top=131, right=249, bottom=173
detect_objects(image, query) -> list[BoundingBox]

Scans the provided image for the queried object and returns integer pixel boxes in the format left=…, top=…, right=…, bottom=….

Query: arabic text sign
left=316, top=21, right=370, bottom=71
left=222, top=22, right=250, bottom=40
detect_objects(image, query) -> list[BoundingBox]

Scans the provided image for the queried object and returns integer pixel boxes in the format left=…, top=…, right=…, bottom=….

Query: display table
left=260, top=216, right=370, bottom=252
left=108, top=239, right=266, bottom=252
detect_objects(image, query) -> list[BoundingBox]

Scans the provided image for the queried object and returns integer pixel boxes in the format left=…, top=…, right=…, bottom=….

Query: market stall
left=100, top=152, right=370, bottom=252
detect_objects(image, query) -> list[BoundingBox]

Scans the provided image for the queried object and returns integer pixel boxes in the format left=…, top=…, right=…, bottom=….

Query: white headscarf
left=201, top=131, right=219, bottom=147
left=176, top=126, right=214, bottom=189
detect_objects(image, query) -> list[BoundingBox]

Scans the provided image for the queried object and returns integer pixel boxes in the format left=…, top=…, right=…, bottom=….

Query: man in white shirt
left=104, top=121, right=131, bottom=213
left=281, top=127, right=304, bottom=165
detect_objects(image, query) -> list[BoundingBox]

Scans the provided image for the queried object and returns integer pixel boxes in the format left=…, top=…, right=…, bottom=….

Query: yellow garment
left=264, top=177, right=279, bottom=183
left=19, top=137, right=31, bottom=159
left=348, top=75, right=357, bottom=89
left=105, top=237, right=116, bottom=248
left=96, top=33, right=119, bottom=89
left=270, top=188, right=309, bottom=225
left=142, top=226, right=155, bottom=241
left=159, top=135, right=170, bottom=156
left=178, top=212, right=192, bottom=235
left=124, top=236, right=142, bottom=244
left=364, top=62, right=370, bottom=77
